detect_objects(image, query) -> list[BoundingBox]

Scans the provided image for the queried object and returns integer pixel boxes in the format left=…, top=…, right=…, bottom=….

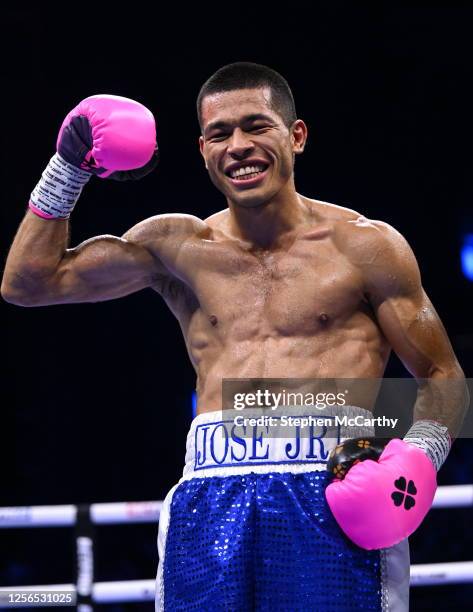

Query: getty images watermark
left=220, top=378, right=472, bottom=439
left=231, top=387, right=398, bottom=430
left=0, top=590, right=76, bottom=607
left=232, top=388, right=348, bottom=411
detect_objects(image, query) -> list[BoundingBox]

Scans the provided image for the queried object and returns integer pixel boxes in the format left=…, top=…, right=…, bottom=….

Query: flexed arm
left=2, top=213, right=155, bottom=305
left=2, top=211, right=206, bottom=306
left=1, top=95, right=204, bottom=305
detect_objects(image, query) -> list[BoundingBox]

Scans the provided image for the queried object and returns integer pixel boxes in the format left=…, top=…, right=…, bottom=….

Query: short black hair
left=197, top=62, right=297, bottom=131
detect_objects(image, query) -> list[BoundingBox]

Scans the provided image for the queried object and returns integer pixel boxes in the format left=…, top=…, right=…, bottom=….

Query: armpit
left=150, top=272, right=198, bottom=313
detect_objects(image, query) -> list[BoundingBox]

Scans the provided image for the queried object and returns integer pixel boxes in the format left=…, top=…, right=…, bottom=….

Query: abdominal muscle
left=189, top=321, right=390, bottom=414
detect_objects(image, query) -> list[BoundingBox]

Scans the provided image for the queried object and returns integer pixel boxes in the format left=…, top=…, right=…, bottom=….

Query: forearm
left=412, top=366, right=469, bottom=439
left=403, top=365, right=470, bottom=471
left=1, top=210, right=70, bottom=304
left=2, top=146, right=89, bottom=303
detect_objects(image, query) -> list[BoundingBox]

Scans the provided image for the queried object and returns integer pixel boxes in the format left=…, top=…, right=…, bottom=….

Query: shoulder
left=122, top=213, right=211, bottom=244
left=308, top=198, right=421, bottom=296
left=307, top=198, right=415, bottom=267
left=340, top=216, right=421, bottom=299
left=336, top=216, right=416, bottom=272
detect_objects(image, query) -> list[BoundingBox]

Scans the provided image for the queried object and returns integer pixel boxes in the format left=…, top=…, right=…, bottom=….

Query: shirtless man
left=2, top=63, right=467, bottom=611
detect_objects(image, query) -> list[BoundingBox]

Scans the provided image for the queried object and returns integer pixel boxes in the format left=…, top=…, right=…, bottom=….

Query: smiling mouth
left=225, top=163, right=269, bottom=185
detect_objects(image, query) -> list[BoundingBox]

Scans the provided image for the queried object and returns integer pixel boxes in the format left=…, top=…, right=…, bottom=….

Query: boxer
left=2, top=63, right=468, bottom=611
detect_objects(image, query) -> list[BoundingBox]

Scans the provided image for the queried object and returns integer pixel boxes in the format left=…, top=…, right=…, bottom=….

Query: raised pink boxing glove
left=29, top=94, right=158, bottom=219
left=325, top=438, right=437, bottom=550
left=56, top=94, right=157, bottom=178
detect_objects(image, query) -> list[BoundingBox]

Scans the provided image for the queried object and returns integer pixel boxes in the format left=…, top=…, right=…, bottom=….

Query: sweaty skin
left=2, top=88, right=466, bottom=428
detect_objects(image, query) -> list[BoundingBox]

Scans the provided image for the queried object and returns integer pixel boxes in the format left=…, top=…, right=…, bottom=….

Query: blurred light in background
left=461, top=234, right=473, bottom=281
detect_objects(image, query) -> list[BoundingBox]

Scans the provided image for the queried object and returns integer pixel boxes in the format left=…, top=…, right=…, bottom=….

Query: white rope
left=93, top=579, right=155, bottom=603
left=0, top=501, right=163, bottom=528
left=90, top=501, right=162, bottom=524
left=0, top=485, right=470, bottom=528
left=410, top=561, right=473, bottom=586
left=431, top=484, right=473, bottom=508
left=0, top=505, right=77, bottom=528
left=1, top=561, right=473, bottom=608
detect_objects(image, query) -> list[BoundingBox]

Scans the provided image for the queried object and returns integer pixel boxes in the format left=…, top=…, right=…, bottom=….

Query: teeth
left=230, top=164, right=265, bottom=178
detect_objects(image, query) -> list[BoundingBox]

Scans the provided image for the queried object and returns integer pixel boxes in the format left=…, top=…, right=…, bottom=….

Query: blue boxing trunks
left=156, top=407, right=410, bottom=611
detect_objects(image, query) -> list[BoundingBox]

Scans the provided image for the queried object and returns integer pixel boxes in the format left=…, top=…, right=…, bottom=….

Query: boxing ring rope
left=0, top=501, right=163, bottom=528
left=0, top=581, right=156, bottom=605
left=0, top=486, right=472, bottom=607
left=0, top=485, right=471, bottom=529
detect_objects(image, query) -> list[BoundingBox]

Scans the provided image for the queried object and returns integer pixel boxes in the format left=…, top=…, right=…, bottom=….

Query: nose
left=227, top=127, right=255, bottom=158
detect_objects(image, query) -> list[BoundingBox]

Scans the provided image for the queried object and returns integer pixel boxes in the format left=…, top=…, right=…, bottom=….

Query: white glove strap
left=29, top=153, right=91, bottom=219
left=404, top=419, right=451, bottom=471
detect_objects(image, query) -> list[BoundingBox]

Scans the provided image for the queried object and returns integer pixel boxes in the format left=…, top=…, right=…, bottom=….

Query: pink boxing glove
left=325, top=438, right=437, bottom=550
left=30, top=94, right=158, bottom=219
left=56, top=94, right=158, bottom=179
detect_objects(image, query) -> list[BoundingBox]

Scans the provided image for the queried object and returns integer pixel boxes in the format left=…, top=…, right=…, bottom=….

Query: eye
left=209, top=133, right=228, bottom=142
left=249, top=125, right=269, bottom=133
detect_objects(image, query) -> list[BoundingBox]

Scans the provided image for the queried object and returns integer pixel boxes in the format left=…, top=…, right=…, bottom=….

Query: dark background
left=1, top=3, right=473, bottom=610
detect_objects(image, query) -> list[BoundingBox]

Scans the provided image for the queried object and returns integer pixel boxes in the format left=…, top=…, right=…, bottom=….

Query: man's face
left=199, top=87, right=305, bottom=208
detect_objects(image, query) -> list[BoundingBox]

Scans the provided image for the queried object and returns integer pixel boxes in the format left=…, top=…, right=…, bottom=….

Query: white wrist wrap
left=29, top=153, right=91, bottom=219
left=403, top=419, right=451, bottom=471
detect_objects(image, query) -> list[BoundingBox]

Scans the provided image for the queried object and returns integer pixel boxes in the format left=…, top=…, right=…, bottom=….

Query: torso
left=151, top=197, right=391, bottom=413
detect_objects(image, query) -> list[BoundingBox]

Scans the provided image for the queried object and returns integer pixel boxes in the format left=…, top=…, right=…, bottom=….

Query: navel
left=318, top=312, right=330, bottom=324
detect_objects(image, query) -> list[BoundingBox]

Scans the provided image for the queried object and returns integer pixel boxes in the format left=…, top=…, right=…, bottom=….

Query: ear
left=291, top=119, right=308, bottom=155
left=199, top=136, right=208, bottom=169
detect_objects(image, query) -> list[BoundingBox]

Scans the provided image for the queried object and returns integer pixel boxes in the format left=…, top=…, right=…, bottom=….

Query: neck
left=227, top=181, right=306, bottom=249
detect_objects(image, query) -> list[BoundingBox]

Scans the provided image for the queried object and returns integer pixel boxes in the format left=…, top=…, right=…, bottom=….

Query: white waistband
left=182, top=405, right=375, bottom=479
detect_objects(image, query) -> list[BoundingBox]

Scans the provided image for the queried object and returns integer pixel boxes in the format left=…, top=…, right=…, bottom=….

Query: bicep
left=54, top=212, right=207, bottom=304
left=50, top=234, right=160, bottom=304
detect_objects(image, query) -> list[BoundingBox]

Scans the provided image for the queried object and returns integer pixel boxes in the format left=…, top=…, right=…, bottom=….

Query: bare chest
left=185, top=241, right=364, bottom=337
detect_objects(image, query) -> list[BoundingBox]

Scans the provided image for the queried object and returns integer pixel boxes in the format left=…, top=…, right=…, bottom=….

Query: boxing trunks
left=156, top=406, right=410, bottom=611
